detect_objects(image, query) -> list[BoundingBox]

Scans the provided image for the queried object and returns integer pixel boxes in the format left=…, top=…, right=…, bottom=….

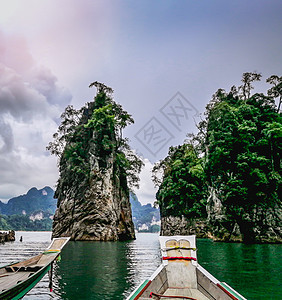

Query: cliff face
left=160, top=187, right=281, bottom=244
left=52, top=152, right=135, bottom=241
left=161, top=215, right=209, bottom=238
left=206, top=187, right=282, bottom=243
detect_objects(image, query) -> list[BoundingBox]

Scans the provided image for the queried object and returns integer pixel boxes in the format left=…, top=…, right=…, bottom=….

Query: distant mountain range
left=130, top=193, right=160, bottom=232
left=0, top=187, right=160, bottom=232
left=0, top=187, right=57, bottom=231
left=0, top=186, right=57, bottom=216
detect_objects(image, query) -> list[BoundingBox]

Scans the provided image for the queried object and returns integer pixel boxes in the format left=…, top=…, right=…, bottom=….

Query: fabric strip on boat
left=163, top=247, right=197, bottom=251
left=162, top=256, right=197, bottom=261
left=43, top=249, right=61, bottom=254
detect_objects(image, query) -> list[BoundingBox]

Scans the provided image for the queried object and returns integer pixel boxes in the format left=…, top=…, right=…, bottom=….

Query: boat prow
left=0, top=236, right=70, bottom=300
left=127, top=235, right=247, bottom=300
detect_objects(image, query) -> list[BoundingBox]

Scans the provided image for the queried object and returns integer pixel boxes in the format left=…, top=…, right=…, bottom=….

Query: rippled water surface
left=0, top=232, right=281, bottom=299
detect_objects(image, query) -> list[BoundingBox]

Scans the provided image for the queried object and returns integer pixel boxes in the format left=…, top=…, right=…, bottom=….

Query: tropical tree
left=154, top=72, right=281, bottom=242
left=204, top=73, right=281, bottom=240
left=153, top=142, right=207, bottom=218
left=47, top=82, right=143, bottom=198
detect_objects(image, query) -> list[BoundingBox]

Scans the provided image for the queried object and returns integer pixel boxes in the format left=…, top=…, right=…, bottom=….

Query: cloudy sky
left=0, top=0, right=281, bottom=204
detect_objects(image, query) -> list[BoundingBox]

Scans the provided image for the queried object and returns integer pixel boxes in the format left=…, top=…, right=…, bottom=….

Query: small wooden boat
left=127, top=235, right=247, bottom=300
left=0, top=237, right=70, bottom=300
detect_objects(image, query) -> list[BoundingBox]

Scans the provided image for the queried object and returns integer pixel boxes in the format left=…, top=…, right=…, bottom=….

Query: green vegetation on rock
left=48, top=82, right=143, bottom=241
left=154, top=73, right=281, bottom=243
left=47, top=82, right=143, bottom=200
left=153, top=143, right=206, bottom=219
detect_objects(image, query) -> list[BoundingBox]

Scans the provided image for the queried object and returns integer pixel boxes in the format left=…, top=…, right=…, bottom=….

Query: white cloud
left=0, top=31, right=71, bottom=201
left=133, top=159, right=158, bottom=206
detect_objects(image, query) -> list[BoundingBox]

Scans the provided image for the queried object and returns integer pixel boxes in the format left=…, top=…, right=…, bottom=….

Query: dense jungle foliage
left=153, top=143, right=207, bottom=218
left=0, top=214, right=52, bottom=231
left=153, top=73, right=281, bottom=232
left=47, top=82, right=143, bottom=199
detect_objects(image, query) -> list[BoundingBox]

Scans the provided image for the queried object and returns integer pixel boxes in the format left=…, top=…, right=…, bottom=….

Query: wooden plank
left=128, top=280, right=151, bottom=300
left=190, top=288, right=211, bottom=300
left=219, top=282, right=247, bottom=300
left=48, top=237, right=69, bottom=250
left=0, top=237, right=70, bottom=300
left=196, top=267, right=230, bottom=300
left=166, top=262, right=197, bottom=289
left=163, top=288, right=210, bottom=300
left=36, top=253, right=57, bottom=266
left=165, top=240, right=180, bottom=258
left=0, top=272, right=31, bottom=291
left=178, top=239, right=191, bottom=258
left=8, top=255, right=41, bottom=269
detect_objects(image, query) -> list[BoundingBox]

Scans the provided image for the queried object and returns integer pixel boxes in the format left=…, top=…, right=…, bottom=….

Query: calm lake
left=0, top=231, right=281, bottom=299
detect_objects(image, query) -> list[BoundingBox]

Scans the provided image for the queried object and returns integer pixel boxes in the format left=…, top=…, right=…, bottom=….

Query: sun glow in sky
left=0, top=0, right=281, bottom=204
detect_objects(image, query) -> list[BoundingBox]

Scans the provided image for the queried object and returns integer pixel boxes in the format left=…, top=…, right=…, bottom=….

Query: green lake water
left=0, top=231, right=281, bottom=299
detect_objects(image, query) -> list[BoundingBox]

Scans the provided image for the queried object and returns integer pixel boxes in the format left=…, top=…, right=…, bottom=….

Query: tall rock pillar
left=51, top=83, right=138, bottom=241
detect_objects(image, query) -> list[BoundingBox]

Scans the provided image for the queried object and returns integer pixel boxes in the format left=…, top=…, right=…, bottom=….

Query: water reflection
left=197, top=239, right=282, bottom=300
left=54, top=233, right=161, bottom=299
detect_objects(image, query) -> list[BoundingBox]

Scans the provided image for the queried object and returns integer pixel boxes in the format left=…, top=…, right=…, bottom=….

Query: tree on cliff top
left=153, top=142, right=207, bottom=219
left=204, top=73, right=281, bottom=242
left=154, top=72, right=281, bottom=243
left=47, top=82, right=143, bottom=198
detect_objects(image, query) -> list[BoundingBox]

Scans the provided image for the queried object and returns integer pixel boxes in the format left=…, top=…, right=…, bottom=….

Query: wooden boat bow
left=0, top=237, right=70, bottom=300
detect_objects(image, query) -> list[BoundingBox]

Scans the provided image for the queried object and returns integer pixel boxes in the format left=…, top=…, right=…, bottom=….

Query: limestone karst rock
left=52, top=153, right=135, bottom=241
left=206, top=186, right=282, bottom=243
left=159, top=186, right=282, bottom=243
left=50, top=83, right=141, bottom=241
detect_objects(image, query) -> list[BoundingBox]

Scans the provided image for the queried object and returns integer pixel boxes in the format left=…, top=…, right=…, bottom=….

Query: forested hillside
left=154, top=73, right=281, bottom=243
left=0, top=187, right=56, bottom=215
left=0, top=187, right=55, bottom=231
left=130, top=193, right=160, bottom=232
